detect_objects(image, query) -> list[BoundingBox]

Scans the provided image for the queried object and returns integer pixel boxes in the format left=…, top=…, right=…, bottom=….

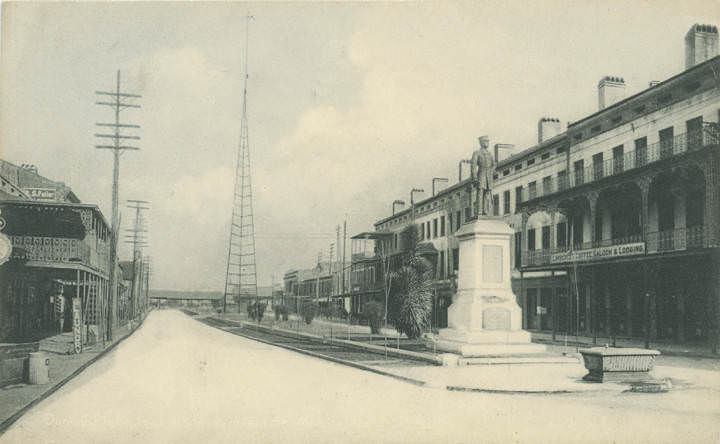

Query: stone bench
left=579, top=347, right=661, bottom=382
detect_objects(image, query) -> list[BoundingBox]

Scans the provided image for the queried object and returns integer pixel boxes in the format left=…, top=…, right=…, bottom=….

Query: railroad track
left=198, top=316, right=433, bottom=369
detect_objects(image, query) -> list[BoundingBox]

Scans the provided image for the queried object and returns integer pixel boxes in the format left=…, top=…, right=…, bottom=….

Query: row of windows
left=418, top=208, right=468, bottom=242
left=490, top=115, right=708, bottom=214
left=571, top=82, right=703, bottom=142
left=351, top=266, right=376, bottom=286
left=495, top=147, right=567, bottom=179
left=379, top=191, right=471, bottom=231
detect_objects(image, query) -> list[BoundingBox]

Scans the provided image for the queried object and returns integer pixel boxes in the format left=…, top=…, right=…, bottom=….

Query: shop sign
left=550, top=242, right=645, bottom=264
left=0, top=233, right=11, bottom=266
left=72, top=298, right=82, bottom=354
left=26, top=187, right=56, bottom=201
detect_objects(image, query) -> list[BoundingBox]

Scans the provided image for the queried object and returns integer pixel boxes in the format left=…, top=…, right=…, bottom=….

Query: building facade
left=0, top=159, right=143, bottom=345
left=343, top=24, right=720, bottom=347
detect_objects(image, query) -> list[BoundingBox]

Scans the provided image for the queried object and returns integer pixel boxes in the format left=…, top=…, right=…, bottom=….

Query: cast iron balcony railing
left=520, top=131, right=716, bottom=203
left=522, top=225, right=707, bottom=267
left=11, top=236, right=91, bottom=265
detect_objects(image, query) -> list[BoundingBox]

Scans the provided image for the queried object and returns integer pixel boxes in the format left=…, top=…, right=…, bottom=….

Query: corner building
left=354, top=25, right=720, bottom=348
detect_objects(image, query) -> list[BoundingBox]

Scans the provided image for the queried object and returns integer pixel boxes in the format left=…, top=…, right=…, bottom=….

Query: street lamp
left=392, top=200, right=406, bottom=215
left=432, top=178, right=449, bottom=196
left=410, top=188, right=424, bottom=220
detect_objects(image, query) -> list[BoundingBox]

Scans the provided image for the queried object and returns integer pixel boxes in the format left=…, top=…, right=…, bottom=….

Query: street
left=2, top=310, right=719, bottom=444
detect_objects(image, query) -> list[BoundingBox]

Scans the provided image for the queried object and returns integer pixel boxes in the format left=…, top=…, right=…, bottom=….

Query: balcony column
left=636, top=176, right=652, bottom=244
left=551, top=287, right=558, bottom=341
left=625, top=276, right=633, bottom=337
left=700, top=154, right=720, bottom=248
left=676, top=275, right=686, bottom=343
left=584, top=272, right=592, bottom=336
left=587, top=191, right=599, bottom=245
left=520, top=210, right=529, bottom=264
left=604, top=268, right=612, bottom=338
left=711, top=250, right=720, bottom=354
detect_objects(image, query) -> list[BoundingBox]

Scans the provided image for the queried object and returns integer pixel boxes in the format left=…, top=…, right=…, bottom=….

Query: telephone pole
left=143, top=256, right=152, bottom=309
left=342, top=219, right=347, bottom=297
left=336, top=225, right=341, bottom=298
left=328, top=242, right=335, bottom=304
left=125, top=200, right=149, bottom=320
left=95, top=70, right=142, bottom=341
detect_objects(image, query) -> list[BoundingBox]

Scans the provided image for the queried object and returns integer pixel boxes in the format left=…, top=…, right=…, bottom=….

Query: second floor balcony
left=1, top=201, right=112, bottom=274
left=522, top=225, right=708, bottom=268
left=521, top=130, right=717, bottom=203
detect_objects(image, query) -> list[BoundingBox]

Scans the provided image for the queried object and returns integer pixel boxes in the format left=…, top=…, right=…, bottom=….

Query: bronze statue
left=470, top=136, right=495, bottom=216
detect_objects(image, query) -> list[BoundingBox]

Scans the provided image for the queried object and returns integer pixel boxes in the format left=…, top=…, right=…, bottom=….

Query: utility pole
left=328, top=242, right=334, bottom=304
left=316, top=250, right=322, bottom=304
left=143, top=256, right=152, bottom=310
left=342, top=219, right=347, bottom=298
left=336, top=225, right=341, bottom=299
left=95, top=70, right=142, bottom=341
left=124, top=200, right=149, bottom=320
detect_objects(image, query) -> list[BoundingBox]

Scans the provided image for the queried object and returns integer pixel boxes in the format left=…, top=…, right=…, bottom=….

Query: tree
left=376, top=235, right=394, bottom=329
left=388, top=224, right=434, bottom=339
left=299, top=302, right=317, bottom=324
left=363, top=301, right=384, bottom=334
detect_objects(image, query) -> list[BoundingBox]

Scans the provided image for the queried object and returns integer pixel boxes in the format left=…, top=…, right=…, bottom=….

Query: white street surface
left=2, top=310, right=719, bottom=444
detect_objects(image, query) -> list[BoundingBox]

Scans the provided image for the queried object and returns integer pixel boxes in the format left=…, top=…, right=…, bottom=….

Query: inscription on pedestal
left=482, top=245, right=503, bottom=283
left=482, top=307, right=510, bottom=330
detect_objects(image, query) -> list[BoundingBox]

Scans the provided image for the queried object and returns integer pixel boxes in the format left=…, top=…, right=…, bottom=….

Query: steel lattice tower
left=224, top=15, right=258, bottom=313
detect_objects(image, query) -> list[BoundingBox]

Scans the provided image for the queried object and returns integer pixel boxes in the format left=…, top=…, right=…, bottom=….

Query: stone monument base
left=434, top=332, right=547, bottom=357
left=431, top=216, right=546, bottom=359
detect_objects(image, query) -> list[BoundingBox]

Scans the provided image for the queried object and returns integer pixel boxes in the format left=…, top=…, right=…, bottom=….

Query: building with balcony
left=283, top=262, right=339, bottom=313
left=346, top=24, right=720, bottom=347
left=0, top=199, right=114, bottom=344
left=0, top=160, right=80, bottom=203
left=0, top=160, right=124, bottom=346
left=515, top=51, right=720, bottom=346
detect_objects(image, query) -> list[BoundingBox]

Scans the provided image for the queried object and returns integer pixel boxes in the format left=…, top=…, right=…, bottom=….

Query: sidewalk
left=0, top=316, right=146, bottom=434
left=530, top=330, right=720, bottom=359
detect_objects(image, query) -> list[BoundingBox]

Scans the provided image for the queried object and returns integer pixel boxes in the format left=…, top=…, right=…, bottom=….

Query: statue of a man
left=470, top=136, right=495, bottom=216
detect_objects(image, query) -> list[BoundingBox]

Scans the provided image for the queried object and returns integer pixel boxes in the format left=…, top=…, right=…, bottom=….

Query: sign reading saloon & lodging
left=550, top=242, right=646, bottom=264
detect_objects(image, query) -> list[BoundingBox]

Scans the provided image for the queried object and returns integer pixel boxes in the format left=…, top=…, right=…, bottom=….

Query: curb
left=446, top=385, right=575, bottom=395
left=0, top=314, right=148, bottom=436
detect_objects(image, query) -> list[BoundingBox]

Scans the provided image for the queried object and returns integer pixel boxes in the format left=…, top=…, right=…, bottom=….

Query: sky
left=0, top=1, right=718, bottom=291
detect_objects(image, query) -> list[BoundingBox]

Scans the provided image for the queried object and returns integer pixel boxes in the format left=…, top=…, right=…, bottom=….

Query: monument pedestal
left=434, top=217, right=546, bottom=357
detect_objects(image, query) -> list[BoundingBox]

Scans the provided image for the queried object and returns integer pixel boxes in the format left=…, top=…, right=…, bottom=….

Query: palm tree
left=389, top=224, right=434, bottom=339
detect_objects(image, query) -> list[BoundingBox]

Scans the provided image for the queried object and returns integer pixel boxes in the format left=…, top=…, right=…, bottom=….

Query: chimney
left=494, top=144, right=515, bottom=163
left=21, top=164, right=38, bottom=175
left=598, top=76, right=626, bottom=110
left=538, top=117, right=561, bottom=143
left=685, top=24, right=719, bottom=69
left=648, top=80, right=660, bottom=88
